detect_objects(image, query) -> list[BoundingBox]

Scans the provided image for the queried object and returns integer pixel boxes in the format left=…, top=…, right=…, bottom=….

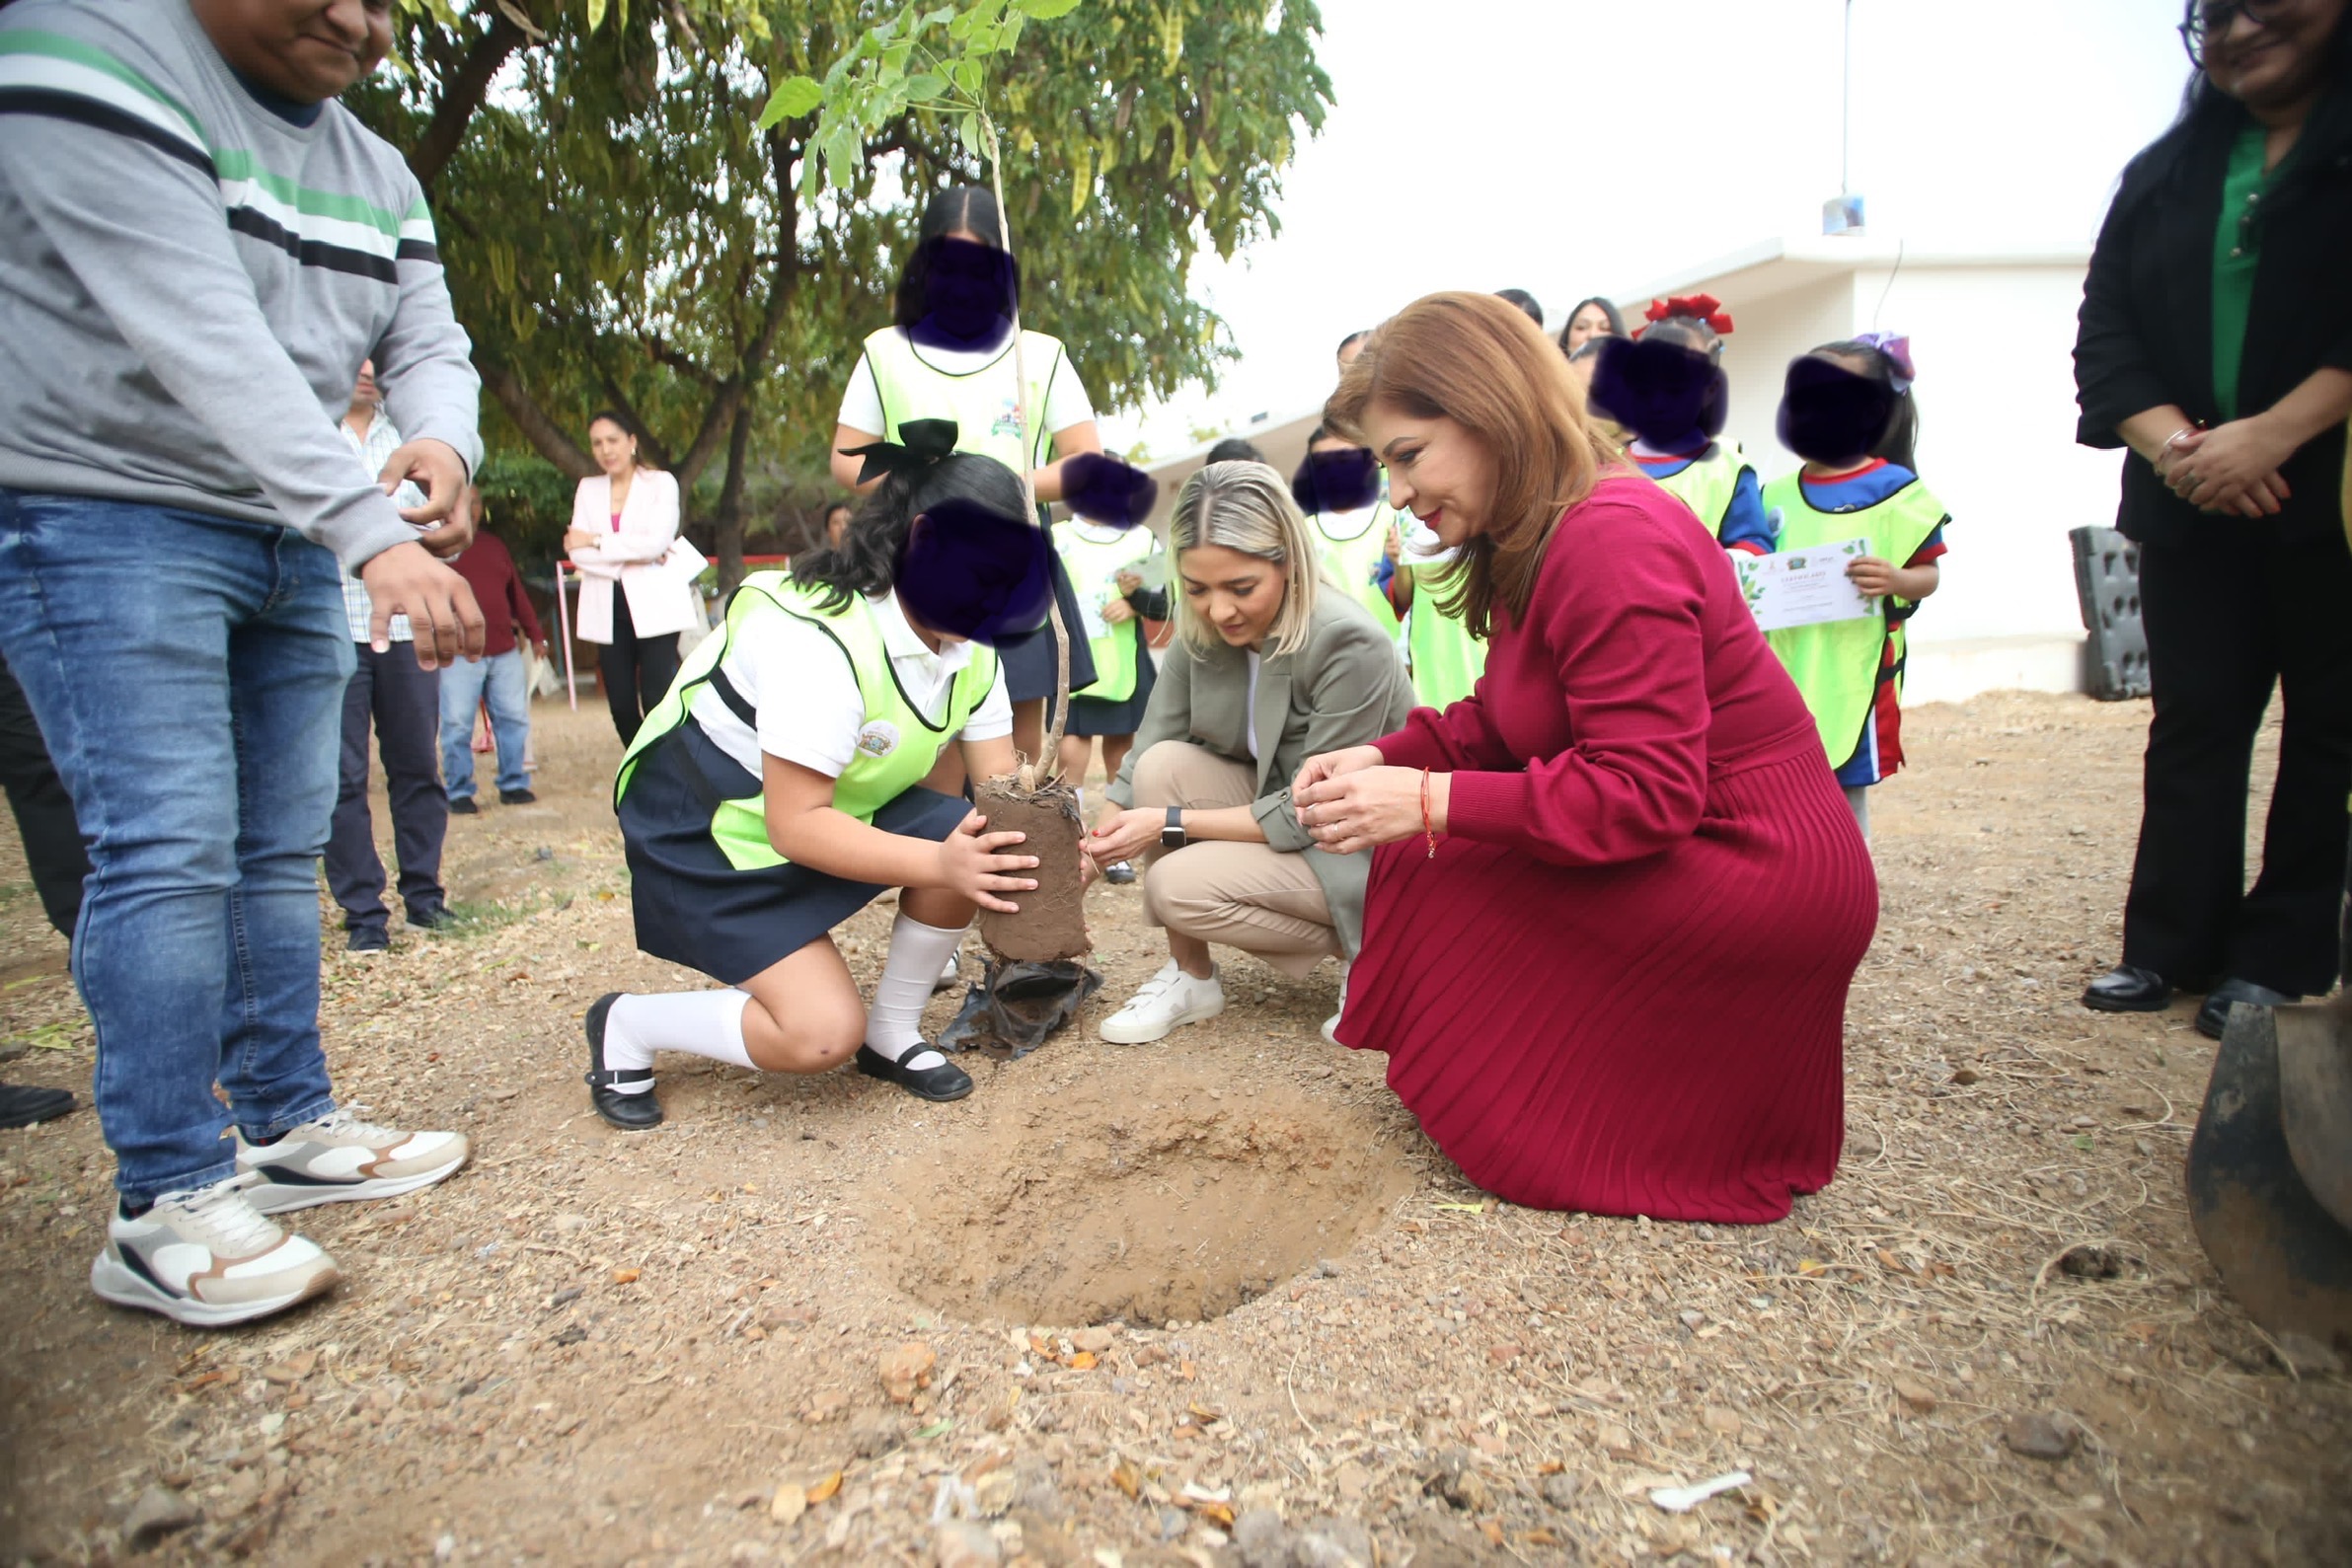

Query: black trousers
left=2123, top=525, right=2352, bottom=996
left=599, top=590, right=680, bottom=746
left=0, top=646, right=89, bottom=937
left=324, top=642, right=446, bottom=933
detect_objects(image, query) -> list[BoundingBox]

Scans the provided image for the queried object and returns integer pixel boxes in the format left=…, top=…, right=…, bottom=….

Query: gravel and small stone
left=0, top=691, right=2345, bottom=1565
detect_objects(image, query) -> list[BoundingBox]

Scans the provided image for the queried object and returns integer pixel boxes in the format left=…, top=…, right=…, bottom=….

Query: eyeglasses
left=2179, top=0, right=2284, bottom=63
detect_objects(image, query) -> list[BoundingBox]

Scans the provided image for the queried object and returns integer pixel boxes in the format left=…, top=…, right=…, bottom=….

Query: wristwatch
left=1160, top=807, right=1187, bottom=850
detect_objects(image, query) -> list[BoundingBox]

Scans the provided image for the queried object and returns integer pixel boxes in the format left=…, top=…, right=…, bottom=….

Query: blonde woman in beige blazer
left=566, top=411, right=697, bottom=742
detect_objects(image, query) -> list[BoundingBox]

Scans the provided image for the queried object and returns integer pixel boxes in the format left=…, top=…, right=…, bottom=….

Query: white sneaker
left=1100, top=961, right=1225, bottom=1044
left=935, top=943, right=963, bottom=994
left=1322, top=967, right=1349, bottom=1045
left=92, top=1175, right=341, bottom=1327
left=235, top=1106, right=470, bottom=1215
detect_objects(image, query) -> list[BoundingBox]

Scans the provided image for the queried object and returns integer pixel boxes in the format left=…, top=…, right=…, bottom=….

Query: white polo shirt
left=690, top=589, right=1012, bottom=780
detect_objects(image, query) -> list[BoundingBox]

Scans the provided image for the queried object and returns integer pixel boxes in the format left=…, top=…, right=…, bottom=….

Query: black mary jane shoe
left=855, top=1045, right=974, bottom=1102
left=2195, top=978, right=2299, bottom=1041
left=2081, top=965, right=2172, bottom=1013
left=584, top=992, right=664, bottom=1130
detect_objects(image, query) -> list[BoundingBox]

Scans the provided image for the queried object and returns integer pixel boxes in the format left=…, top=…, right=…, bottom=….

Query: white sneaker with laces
left=1322, top=967, right=1350, bottom=1045
left=92, top=1175, right=341, bottom=1327
left=935, top=943, right=963, bottom=993
left=1100, top=960, right=1225, bottom=1044
left=235, top=1106, right=470, bottom=1215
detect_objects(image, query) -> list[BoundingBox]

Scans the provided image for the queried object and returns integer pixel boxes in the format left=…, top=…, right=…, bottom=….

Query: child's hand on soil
left=939, top=810, right=1037, bottom=914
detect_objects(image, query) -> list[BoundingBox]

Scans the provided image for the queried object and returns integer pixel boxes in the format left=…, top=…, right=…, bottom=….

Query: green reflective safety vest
left=614, top=572, right=999, bottom=871
left=1312, top=504, right=1404, bottom=642
left=860, top=327, right=1068, bottom=478
left=1404, top=560, right=1486, bottom=709
left=1652, top=441, right=1753, bottom=540
left=1052, top=519, right=1159, bottom=705
left=1758, top=471, right=1949, bottom=770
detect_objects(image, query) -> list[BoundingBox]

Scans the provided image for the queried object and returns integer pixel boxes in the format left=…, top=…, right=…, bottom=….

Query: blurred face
left=1179, top=543, right=1289, bottom=649
left=589, top=418, right=637, bottom=478
left=2197, top=0, right=2347, bottom=111
left=824, top=506, right=853, bottom=547
left=1309, top=432, right=1360, bottom=458
left=1363, top=405, right=1495, bottom=552
left=349, top=357, right=379, bottom=410
left=1563, top=303, right=1616, bottom=352
left=190, top=0, right=391, bottom=104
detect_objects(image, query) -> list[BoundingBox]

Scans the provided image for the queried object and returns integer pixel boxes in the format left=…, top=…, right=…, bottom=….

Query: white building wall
left=1700, top=259, right=2123, bottom=703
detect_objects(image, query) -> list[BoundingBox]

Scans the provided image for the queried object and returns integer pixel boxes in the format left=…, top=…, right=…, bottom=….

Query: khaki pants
left=1130, top=740, right=1341, bottom=979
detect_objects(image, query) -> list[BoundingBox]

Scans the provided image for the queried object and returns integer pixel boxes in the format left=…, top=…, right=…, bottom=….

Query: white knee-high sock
left=867, top=913, right=961, bottom=1072
left=602, top=989, right=753, bottom=1091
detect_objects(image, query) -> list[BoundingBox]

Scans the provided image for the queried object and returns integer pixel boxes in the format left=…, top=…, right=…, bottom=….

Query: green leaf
left=757, top=75, right=825, bottom=128
left=1015, top=0, right=1083, bottom=16
left=585, top=0, right=607, bottom=30
left=2072, top=1133, right=2094, bottom=1152
left=904, top=72, right=947, bottom=103
left=913, top=1419, right=954, bottom=1440
left=956, top=109, right=983, bottom=160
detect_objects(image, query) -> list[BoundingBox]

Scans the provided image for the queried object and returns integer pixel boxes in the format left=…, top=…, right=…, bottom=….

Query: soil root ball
left=974, top=777, right=1090, bottom=962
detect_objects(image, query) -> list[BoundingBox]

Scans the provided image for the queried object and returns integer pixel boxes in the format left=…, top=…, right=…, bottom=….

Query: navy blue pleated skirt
left=619, top=722, right=969, bottom=986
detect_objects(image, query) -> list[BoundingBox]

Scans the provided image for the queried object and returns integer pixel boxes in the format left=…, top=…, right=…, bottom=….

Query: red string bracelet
left=1420, top=768, right=1438, bottom=859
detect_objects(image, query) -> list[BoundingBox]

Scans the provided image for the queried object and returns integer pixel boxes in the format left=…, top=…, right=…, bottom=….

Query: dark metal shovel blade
left=2186, top=1001, right=2352, bottom=1354
left=2278, top=997, right=2352, bottom=1232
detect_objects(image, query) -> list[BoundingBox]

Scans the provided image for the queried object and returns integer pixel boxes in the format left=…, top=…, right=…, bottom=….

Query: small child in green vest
left=1052, top=503, right=1168, bottom=884
left=1761, top=336, right=1950, bottom=841
left=584, top=445, right=1055, bottom=1128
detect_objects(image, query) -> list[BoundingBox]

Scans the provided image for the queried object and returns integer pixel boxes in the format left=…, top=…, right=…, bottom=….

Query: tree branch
left=406, top=8, right=537, bottom=192
left=477, top=354, right=595, bottom=479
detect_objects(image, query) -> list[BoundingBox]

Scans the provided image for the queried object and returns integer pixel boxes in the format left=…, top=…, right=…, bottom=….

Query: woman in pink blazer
left=566, top=411, right=698, bottom=742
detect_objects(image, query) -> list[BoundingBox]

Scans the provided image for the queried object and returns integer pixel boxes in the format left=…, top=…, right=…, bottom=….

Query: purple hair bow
left=1854, top=332, right=1916, bottom=393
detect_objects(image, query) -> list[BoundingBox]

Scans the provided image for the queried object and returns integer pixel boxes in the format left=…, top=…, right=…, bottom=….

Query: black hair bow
left=838, top=418, right=960, bottom=487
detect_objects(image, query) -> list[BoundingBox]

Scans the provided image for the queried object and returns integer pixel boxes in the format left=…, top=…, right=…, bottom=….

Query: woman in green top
left=2074, top=0, right=2352, bottom=1037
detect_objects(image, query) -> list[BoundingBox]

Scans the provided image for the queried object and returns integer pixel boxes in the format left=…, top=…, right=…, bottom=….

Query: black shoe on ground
left=584, top=992, right=663, bottom=1130
left=2081, top=965, right=2170, bottom=1012
left=0, top=1083, right=77, bottom=1129
left=499, top=788, right=537, bottom=805
left=2195, top=978, right=2299, bottom=1040
left=448, top=796, right=481, bottom=815
left=855, top=1044, right=973, bottom=1102
left=1104, top=859, right=1137, bottom=885
left=346, top=926, right=391, bottom=955
left=408, top=904, right=457, bottom=932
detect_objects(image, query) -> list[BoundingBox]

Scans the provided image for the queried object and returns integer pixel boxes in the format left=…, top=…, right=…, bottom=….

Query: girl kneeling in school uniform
left=586, top=445, right=1051, bottom=1128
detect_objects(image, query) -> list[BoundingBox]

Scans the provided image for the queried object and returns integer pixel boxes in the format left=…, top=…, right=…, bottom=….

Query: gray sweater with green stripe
left=0, top=0, right=480, bottom=571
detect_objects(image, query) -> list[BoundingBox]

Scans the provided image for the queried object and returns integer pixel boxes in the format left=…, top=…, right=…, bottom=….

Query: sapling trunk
left=975, top=113, right=1085, bottom=962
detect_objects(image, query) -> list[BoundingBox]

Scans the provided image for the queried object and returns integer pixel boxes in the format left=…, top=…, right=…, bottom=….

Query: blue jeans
left=0, top=491, right=345, bottom=1206
left=438, top=647, right=532, bottom=799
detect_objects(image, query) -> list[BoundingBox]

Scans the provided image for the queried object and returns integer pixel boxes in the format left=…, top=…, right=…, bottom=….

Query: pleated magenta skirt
left=1335, top=746, right=1878, bottom=1224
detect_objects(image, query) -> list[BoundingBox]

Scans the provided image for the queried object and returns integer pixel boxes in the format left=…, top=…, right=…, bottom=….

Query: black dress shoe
left=499, top=788, right=537, bottom=805
left=855, top=1045, right=973, bottom=1102
left=2082, top=965, right=2171, bottom=1012
left=408, top=904, right=458, bottom=932
left=0, top=1083, right=77, bottom=1129
left=2195, top=978, right=2299, bottom=1040
left=584, top=992, right=663, bottom=1130
left=448, top=796, right=481, bottom=815
left=346, top=925, right=390, bottom=955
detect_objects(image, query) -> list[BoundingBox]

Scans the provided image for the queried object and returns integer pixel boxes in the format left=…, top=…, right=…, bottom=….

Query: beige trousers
left=1130, top=741, right=1341, bottom=980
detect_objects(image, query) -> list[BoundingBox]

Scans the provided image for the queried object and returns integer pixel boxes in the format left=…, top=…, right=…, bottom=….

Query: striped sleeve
left=0, top=29, right=211, bottom=170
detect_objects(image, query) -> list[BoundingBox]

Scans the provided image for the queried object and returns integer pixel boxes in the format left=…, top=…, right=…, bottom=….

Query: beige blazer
left=569, top=470, right=697, bottom=641
left=1107, top=588, right=1415, bottom=957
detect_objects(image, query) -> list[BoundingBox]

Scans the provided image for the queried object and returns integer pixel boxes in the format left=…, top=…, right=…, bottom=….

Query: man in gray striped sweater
left=0, top=0, right=487, bottom=1326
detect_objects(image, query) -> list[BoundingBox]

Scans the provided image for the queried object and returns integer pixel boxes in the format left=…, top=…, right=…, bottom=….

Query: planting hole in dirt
left=874, top=1059, right=1415, bottom=1326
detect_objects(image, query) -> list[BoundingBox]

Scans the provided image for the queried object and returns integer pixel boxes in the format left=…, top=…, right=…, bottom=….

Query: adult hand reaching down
left=379, top=436, right=473, bottom=542
left=358, top=541, right=485, bottom=668
left=1294, top=764, right=1448, bottom=857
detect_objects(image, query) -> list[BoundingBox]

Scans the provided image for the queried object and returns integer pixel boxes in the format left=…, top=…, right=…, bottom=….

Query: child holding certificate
left=1760, top=336, right=1949, bottom=839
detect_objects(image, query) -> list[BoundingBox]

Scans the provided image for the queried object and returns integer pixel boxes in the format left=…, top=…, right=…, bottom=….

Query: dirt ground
left=1, top=688, right=2344, bottom=1568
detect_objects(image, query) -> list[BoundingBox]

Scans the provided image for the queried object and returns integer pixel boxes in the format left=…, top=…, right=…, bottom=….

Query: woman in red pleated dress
left=1293, top=293, right=1878, bottom=1224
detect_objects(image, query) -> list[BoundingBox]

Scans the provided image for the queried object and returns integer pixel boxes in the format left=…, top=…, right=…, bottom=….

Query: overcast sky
left=1098, top=0, right=2190, bottom=458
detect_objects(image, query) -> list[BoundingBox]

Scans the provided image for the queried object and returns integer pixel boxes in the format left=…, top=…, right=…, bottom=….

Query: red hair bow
left=1636, top=294, right=1735, bottom=337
